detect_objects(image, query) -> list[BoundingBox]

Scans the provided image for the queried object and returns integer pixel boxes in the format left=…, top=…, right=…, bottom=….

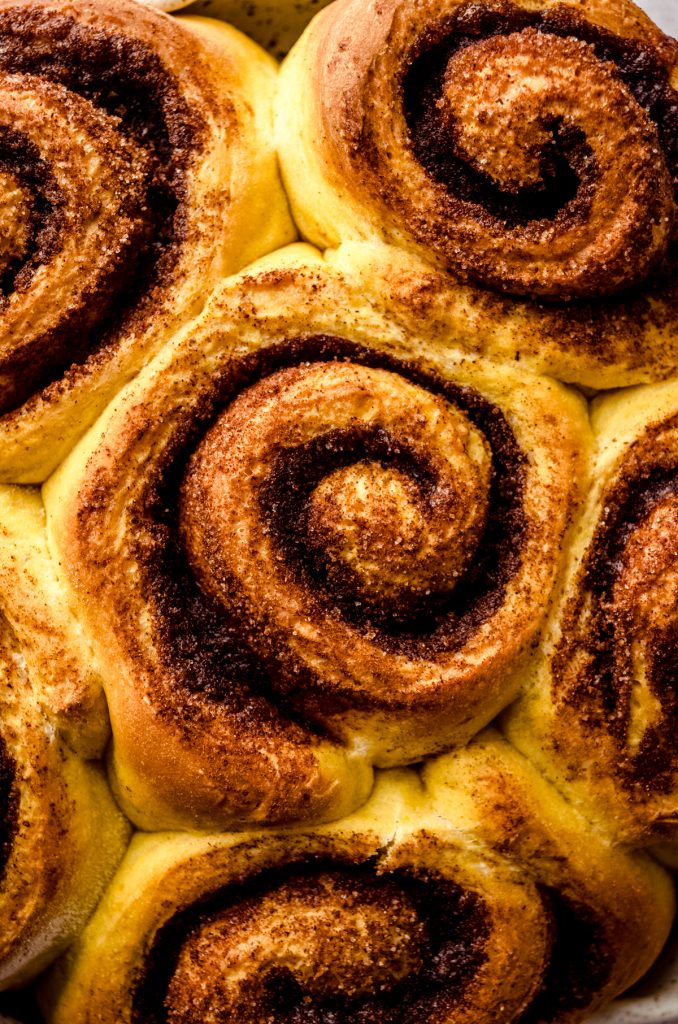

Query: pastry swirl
left=0, top=602, right=129, bottom=989
left=277, top=0, right=678, bottom=385
left=0, top=0, right=293, bottom=483
left=40, top=245, right=588, bottom=831
left=506, top=379, right=678, bottom=853
left=44, top=733, right=674, bottom=1024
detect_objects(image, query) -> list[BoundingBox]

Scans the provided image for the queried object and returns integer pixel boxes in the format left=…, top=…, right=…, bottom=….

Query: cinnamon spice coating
left=0, top=0, right=672, bottom=1015
left=277, top=0, right=678, bottom=385
left=41, top=245, right=588, bottom=831
left=44, top=733, right=674, bottom=1024
left=0, top=604, right=129, bottom=989
left=0, top=0, right=293, bottom=482
left=506, top=379, right=678, bottom=854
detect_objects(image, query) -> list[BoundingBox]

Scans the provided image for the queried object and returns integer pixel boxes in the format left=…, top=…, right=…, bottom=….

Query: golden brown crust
left=0, top=0, right=673, bottom=1008
left=40, top=244, right=588, bottom=831
left=44, top=734, right=674, bottom=1024
left=0, top=0, right=293, bottom=483
left=505, top=380, right=678, bottom=852
left=277, top=0, right=678, bottom=385
left=424, top=732, right=676, bottom=1021
left=0, top=488, right=108, bottom=758
left=0, top=606, right=129, bottom=989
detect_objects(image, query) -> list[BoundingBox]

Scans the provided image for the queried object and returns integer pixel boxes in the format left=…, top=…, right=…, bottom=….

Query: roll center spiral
left=181, top=361, right=492, bottom=626
left=165, top=873, right=427, bottom=1023
left=399, top=1, right=678, bottom=298
left=440, top=30, right=600, bottom=195
left=307, top=445, right=489, bottom=606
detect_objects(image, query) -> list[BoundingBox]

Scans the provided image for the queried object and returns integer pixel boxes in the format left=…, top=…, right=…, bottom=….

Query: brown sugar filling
left=555, top=420, right=677, bottom=801
left=135, top=338, right=527, bottom=719
left=0, top=734, right=17, bottom=881
left=517, top=891, right=612, bottom=1024
left=132, top=863, right=491, bottom=1024
left=0, top=8, right=202, bottom=412
left=404, top=0, right=678, bottom=226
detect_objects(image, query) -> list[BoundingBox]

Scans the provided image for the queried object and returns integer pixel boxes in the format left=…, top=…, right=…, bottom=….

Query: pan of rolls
left=0, top=0, right=676, bottom=1021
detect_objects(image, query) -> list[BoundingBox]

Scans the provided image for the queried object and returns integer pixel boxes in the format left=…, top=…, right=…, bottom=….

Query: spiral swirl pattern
left=43, top=251, right=587, bottom=831
left=185, top=362, right=493, bottom=612
left=0, top=0, right=292, bottom=482
left=402, top=2, right=677, bottom=299
left=0, top=71, right=149, bottom=414
left=182, top=361, right=502, bottom=698
left=282, top=0, right=678, bottom=299
left=139, top=867, right=504, bottom=1024
left=0, top=0, right=674, bottom=1019
left=45, top=735, right=675, bottom=1024
left=506, top=380, right=678, bottom=851
left=277, top=0, right=678, bottom=384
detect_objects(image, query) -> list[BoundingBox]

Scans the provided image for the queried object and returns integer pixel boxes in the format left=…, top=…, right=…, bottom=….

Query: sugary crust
left=277, top=0, right=678, bottom=385
left=505, top=379, right=678, bottom=852
left=44, top=732, right=674, bottom=1024
left=40, top=244, right=588, bottom=831
left=0, top=0, right=294, bottom=483
left=0, top=1, right=673, bottom=1015
left=328, top=242, right=678, bottom=389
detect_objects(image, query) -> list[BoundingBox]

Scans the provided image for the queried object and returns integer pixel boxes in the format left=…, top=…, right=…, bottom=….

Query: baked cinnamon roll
left=39, top=245, right=589, bottom=831
left=44, top=732, right=674, bottom=1024
left=506, top=379, right=678, bottom=855
left=0, top=604, right=129, bottom=989
left=277, top=0, right=678, bottom=386
left=0, top=0, right=293, bottom=483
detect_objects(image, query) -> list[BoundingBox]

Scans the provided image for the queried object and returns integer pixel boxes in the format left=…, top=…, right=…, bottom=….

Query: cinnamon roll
left=277, top=0, right=678, bottom=387
left=0, top=0, right=294, bottom=483
left=505, top=379, right=678, bottom=854
left=39, top=244, right=589, bottom=831
left=0, top=604, right=129, bottom=989
left=44, top=732, right=674, bottom=1024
